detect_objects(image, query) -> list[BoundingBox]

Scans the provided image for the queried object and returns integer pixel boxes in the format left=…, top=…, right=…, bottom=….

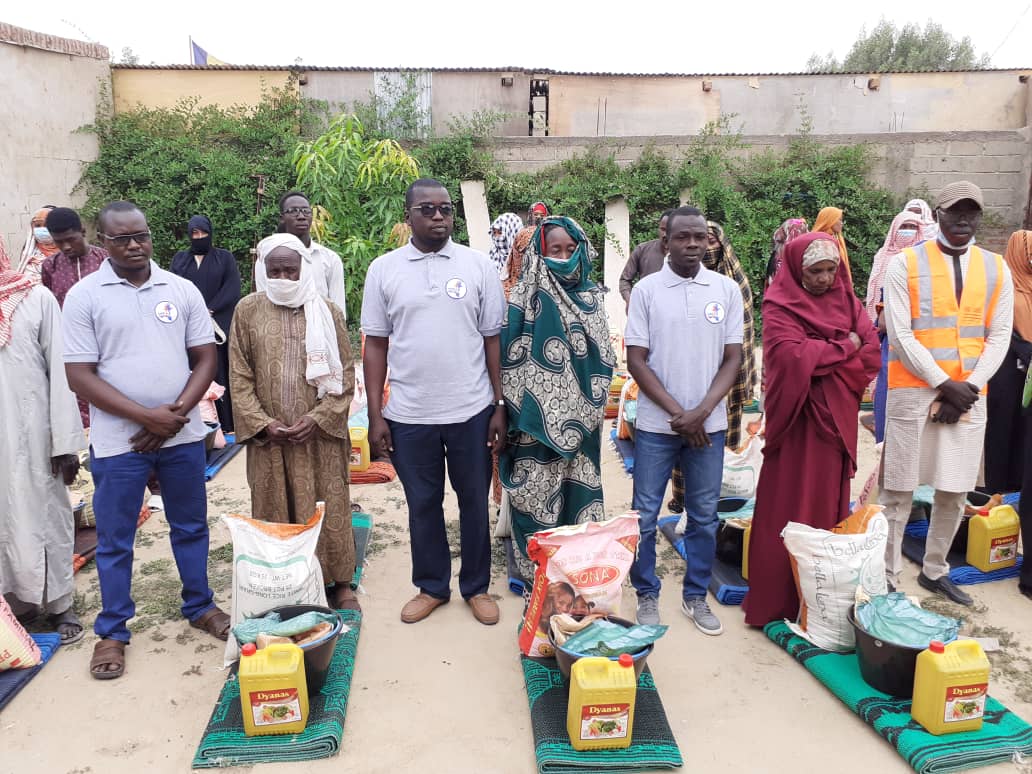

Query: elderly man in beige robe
left=880, top=181, right=1014, bottom=606
left=0, top=237, right=86, bottom=642
left=230, top=234, right=358, bottom=611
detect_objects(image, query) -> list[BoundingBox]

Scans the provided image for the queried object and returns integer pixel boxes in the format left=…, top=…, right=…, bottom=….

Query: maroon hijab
left=762, top=233, right=880, bottom=469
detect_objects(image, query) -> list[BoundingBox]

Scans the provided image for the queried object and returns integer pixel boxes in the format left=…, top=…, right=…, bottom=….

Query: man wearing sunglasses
left=362, top=178, right=507, bottom=627
left=254, top=191, right=347, bottom=318
left=62, top=201, right=229, bottom=680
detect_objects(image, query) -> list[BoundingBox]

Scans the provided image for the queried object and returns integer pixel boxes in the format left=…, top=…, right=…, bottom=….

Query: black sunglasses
left=409, top=204, right=455, bottom=218
left=100, top=231, right=152, bottom=247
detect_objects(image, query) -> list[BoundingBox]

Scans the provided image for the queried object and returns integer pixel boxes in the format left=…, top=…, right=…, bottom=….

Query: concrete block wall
left=0, top=26, right=111, bottom=253
left=490, top=130, right=1032, bottom=232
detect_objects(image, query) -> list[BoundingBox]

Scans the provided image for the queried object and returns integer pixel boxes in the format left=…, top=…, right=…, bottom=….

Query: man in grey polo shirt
left=625, top=206, right=743, bottom=635
left=63, top=201, right=228, bottom=680
left=362, top=178, right=507, bottom=627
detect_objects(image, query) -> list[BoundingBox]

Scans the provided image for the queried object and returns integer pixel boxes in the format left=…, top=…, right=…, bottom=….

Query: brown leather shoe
left=400, top=593, right=447, bottom=624
left=466, top=594, right=499, bottom=625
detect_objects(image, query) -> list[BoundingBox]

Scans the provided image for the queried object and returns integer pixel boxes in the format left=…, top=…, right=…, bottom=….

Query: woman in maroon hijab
left=743, top=233, right=881, bottom=627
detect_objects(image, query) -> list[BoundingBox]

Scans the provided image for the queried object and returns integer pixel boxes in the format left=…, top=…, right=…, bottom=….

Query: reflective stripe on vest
left=887, top=241, right=1003, bottom=392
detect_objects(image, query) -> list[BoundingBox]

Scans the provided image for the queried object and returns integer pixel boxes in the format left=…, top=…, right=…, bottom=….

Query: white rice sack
left=721, top=433, right=763, bottom=498
left=222, top=506, right=327, bottom=665
left=782, top=513, right=888, bottom=652
left=0, top=596, right=41, bottom=670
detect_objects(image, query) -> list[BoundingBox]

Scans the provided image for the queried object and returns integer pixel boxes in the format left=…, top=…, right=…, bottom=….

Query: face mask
left=265, top=277, right=306, bottom=308
left=34, top=227, right=51, bottom=242
left=897, top=228, right=917, bottom=239
left=938, top=233, right=976, bottom=250
left=191, top=236, right=212, bottom=255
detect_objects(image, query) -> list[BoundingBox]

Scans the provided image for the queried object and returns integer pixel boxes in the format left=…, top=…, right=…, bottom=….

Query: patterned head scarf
left=0, top=236, right=36, bottom=348
left=704, top=221, right=756, bottom=447
left=18, top=206, right=58, bottom=277
left=1004, top=230, right=1032, bottom=341
left=864, top=211, right=923, bottom=322
left=812, top=207, right=851, bottom=282
left=488, top=213, right=523, bottom=278
left=532, top=216, right=598, bottom=292
left=766, top=218, right=809, bottom=284
left=903, top=198, right=938, bottom=242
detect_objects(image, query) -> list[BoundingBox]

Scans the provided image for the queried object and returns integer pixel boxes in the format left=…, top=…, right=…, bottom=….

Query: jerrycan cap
left=977, top=509, right=990, bottom=516
left=618, top=653, right=634, bottom=668
left=241, top=643, right=257, bottom=656
left=929, top=641, right=945, bottom=654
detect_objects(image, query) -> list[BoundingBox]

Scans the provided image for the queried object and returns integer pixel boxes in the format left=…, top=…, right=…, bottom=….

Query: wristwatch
left=494, top=399, right=506, bottom=407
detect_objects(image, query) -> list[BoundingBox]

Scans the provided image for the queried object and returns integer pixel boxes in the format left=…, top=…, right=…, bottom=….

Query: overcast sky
left=5, top=1, right=1031, bottom=72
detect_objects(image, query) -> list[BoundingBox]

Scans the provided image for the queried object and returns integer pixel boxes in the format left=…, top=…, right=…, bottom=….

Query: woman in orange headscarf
left=985, top=231, right=1032, bottom=598
left=18, top=206, right=59, bottom=281
left=812, top=206, right=852, bottom=284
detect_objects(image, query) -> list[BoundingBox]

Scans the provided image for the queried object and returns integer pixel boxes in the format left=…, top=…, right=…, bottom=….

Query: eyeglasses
left=409, top=204, right=455, bottom=218
left=100, top=231, right=152, bottom=247
left=282, top=207, right=313, bottom=216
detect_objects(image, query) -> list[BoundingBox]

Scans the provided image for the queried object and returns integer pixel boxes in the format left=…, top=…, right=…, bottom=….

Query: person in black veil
left=171, top=215, right=241, bottom=432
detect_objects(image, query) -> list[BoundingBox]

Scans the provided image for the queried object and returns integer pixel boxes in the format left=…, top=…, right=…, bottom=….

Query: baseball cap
left=936, top=181, right=984, bottom=211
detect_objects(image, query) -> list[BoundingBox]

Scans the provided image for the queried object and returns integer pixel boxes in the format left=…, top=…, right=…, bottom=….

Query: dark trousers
left=90, top=441, right=215, bottom=642
left=388, top=406, right=493, bottom=600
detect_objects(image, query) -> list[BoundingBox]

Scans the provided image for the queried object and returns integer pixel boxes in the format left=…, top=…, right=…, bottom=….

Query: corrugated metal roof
left=110, top=64, right=1031, bottom=76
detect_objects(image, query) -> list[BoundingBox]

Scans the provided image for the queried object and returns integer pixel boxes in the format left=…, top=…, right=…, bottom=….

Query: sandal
left=189, top=607, right=232, bottom=641
left=49, top=609, right=85, bottom=645
left=90, top=639, right=126, bottom=680
left=332, top=586, right=362, bottom=612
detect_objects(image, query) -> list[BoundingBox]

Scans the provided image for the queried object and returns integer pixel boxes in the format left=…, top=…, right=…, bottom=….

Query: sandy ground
left=4, top=416, right=1032, bottom=774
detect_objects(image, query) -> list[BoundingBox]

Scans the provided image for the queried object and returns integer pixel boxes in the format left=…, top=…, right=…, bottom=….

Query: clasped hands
left=668, top=407, right=712, bottom=448
left=931, top=379, right=979, bottom=424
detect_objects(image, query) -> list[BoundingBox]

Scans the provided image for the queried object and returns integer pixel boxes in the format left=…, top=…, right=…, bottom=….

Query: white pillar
left=460, top=180, right=491, bottom=254
left=604, top=196, right=630, bottom=366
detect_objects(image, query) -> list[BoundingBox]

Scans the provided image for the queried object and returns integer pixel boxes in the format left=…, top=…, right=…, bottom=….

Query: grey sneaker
left=682, top=597, right=723, bottom=635
left=636, top=595, right=660, bottom=625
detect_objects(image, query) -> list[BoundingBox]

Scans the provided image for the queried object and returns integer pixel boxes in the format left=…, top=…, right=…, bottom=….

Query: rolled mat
left=350, top=460, right=396, bottom=485
left=657, top=516, right=748, bottom=606
left=521, top=656, right=682, bottom=773
left=609, top=428, right=634, bottom=474
left=0, top=633, right=61, bottom=712
left=192, top=609, right=361, bottom=768
left=205, top=442, right=243, bottom=481
left=74, top=505, right=152, bottom=574
left=901, top=520, right=1023, bottom=585
left=764, top=621, right=1032, bottom=773
left=350, top=513, right=372, bottom=588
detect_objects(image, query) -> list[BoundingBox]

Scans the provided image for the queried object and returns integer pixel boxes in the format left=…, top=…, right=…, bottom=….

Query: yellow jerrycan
left=349, top=426, right=371, bottom=473
left=238, top=642, right=310, bottom=737
left=966, top=504, right=1020, bottom=572
left=567, top=654, right=637, bottom=751
left=911, top=640, right=991, bottom=735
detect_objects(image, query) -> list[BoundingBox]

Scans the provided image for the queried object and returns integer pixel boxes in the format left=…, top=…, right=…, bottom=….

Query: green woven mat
left=765, top=621, right=1032, bottom=774
left=192, top=610, right=362, bottom=769
left=521, top=656, right=683, bottom=774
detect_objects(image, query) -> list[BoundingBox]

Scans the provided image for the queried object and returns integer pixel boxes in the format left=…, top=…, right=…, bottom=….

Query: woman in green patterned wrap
left=499, top=216, right=616, bottom=580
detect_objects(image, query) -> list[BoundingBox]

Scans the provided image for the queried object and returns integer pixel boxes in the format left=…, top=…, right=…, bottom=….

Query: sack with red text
left=0, top=596, right=41, bottom=670
left=519, top=514, right=640, bottom=657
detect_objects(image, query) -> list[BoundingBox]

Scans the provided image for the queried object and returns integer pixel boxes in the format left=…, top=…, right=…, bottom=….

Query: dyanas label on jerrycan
left=567, top=654, right=637, bottom=751
left=966, top=504, right=1020, bottom=572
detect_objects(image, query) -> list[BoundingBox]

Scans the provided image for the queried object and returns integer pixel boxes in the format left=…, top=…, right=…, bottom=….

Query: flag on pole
left=190, top=39, right=227, bottom=66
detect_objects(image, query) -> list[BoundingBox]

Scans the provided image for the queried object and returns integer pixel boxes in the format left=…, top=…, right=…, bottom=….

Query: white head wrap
left=256, top=234, right=344, bottom=399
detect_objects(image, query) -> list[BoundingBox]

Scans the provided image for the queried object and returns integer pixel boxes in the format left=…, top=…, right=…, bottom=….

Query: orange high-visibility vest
left=887, top=241, right=1003, bottom=393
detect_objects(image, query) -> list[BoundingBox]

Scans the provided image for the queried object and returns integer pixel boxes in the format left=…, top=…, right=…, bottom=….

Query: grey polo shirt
left=625, top=263, right=744, bottom=435
left=62, top=259, right=216, bottom=458
left=361, top=238, right=505, bottom=424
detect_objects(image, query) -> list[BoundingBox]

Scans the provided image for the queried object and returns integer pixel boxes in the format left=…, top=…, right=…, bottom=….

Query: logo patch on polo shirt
left=704, top=301, right=726, bottom=324
left=154, top=301, right=179, bottom=323
left=445, top=278, right=468, bottom=299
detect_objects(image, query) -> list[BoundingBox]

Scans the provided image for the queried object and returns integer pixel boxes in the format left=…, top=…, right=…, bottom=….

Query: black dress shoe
left=918, top=572, right=973, bottom=606
left=1019, top=584, right=1032, bottom=601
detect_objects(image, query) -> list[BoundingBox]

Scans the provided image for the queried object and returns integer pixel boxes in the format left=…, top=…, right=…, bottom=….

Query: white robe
left=882, top=248, right=1014, bottom=492
left=0, top=286, right=86, bottom=611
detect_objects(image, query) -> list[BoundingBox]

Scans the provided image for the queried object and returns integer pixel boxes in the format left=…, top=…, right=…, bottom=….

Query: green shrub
left=77, top=82, right=325, bottom=292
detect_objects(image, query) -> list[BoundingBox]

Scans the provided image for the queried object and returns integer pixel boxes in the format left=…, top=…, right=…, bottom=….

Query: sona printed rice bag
left=0, top=596, right=41, bottom=670
left=520, top=514, right=640, bottom=657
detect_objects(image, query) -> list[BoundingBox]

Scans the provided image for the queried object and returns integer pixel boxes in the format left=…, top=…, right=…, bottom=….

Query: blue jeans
left=90, top=441, right=215, bottom=642
left=387, top=406, right=493, bottom=600
left=630, top=429, right=724, bottom=600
